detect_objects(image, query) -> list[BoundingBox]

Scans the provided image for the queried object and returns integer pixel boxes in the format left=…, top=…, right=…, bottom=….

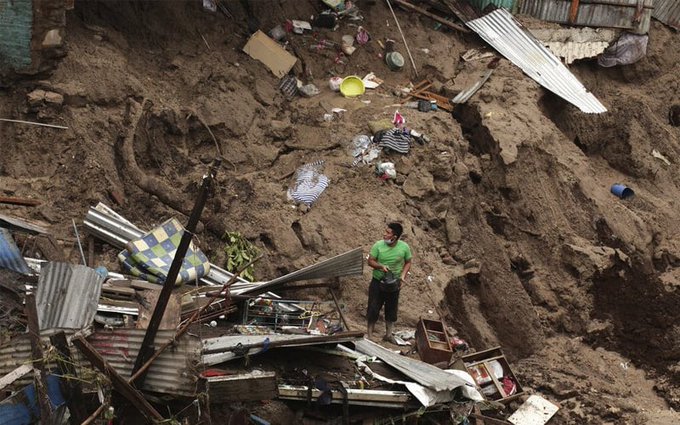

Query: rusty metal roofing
left=240, top=248, right=364, bottom=295
left=653, top=0, right=680, bottom=29
left=466, top=8, right=607, bottom=113
left=0, top=330, right=202, bottom=397
left=36, top=262, right=104, bottom=332
left=85, top=329, right=202, bottom=397
left=517, top=0, right=653, bottom=34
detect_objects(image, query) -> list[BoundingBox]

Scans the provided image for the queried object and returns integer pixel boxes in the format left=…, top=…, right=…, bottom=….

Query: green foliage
left=223, top=231, right=259, bottom=281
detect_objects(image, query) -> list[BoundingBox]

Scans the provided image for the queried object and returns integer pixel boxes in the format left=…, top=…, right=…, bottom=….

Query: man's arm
left=400, top=258, right=412, bottom=281
left=368, top=255, right=389, bottom=273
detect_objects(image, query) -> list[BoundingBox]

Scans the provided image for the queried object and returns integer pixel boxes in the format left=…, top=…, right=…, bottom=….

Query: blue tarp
left=0, top=374, right=66, bottom=425
left=0, top=229, right=31, bottom=275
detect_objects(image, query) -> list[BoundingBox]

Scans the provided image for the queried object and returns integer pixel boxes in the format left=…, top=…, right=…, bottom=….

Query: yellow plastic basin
left=340, top=76, right=365, bottom=97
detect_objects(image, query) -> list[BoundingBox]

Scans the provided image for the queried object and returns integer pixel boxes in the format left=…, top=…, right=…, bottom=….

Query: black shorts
left=367, top=278, right=400, bottom=323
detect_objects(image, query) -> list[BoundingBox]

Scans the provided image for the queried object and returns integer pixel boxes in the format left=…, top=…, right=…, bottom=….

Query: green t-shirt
left=370, top=240, right=412, bottom=280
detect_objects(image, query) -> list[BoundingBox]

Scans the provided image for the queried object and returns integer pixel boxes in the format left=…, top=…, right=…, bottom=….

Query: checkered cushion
left=117, top=218, right=210, bottom=286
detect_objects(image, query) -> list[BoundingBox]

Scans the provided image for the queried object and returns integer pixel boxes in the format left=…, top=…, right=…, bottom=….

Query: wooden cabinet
left=415, top=318, right=453, bottom=364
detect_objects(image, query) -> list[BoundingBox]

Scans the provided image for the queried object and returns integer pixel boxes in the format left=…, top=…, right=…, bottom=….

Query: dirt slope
left=1, top=1, right=680, bottom=423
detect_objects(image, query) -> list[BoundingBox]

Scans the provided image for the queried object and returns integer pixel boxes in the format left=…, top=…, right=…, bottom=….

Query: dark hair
left=387, top=222, right=403, bottom=239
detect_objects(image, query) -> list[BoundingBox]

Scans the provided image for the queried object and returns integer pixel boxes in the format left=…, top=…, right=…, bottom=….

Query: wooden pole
left=130, top=159, right=221, bottom=385
left=0, top=196, right=41, bottom=206
left=129, top=255, right=262, bottom=384
left=0, top=118, right=68, bottom=129
left=50, top=331, right=88, bottom=424
left=80, top=404, right=107, bottom=425
left=25, top=293, right=53, bottom=424
left=393, top=0, right=469, bottom=33
left=385, top=0, right=419, bottom=77
left=329, top=286, right=351, bottom=331
left=72, top=336, right=164, bottom=422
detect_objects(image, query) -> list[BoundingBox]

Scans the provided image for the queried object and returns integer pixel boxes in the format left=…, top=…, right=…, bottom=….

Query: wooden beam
left=0, top=364, right=33, bottom=391
left=80, top=404, right=107, bottom=425
left=329, top=287, right=351, bottom=331
left=0, top=195, right=41, bottom=206
left=394, top=0, right=469, bottom=33
left=130, top=160, right=221, bottom=385
left=50, top=332, right=88, bottom=424
left=72, top=336, right=164, bottom=423
left=469, top=413, right=512, bottom=425
left=26, top=293, right=53, bottom=424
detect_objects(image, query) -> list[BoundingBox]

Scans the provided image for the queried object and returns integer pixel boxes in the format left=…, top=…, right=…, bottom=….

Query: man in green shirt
left=366, top=222, right=413, bottom=342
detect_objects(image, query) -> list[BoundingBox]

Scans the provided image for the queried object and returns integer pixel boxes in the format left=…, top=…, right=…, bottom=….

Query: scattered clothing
left=287, top=161, right=330, bottom=207
left=374, top=128, right=412, bottom=154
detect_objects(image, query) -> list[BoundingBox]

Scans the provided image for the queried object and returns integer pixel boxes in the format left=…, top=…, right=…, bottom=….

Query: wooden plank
left=206, top=371, right=277, bottom=402
left=0, top=364, right=33, bottom=391
left=0, top=196, right=41, bottom=206
left=50, top=331, right=88, bottom=424
left=72, top=336, right=164, bottom=422
left=101, top=284, right=136, bottom=298
left=26, top=293, right=53, bottom=424
left=35, top=235, right=66, bottom=262
left=136, top=290, right=181, bottom=330
left=469, top=413, right=512, bottom=425
left=394, top=0, right=470, bottom=33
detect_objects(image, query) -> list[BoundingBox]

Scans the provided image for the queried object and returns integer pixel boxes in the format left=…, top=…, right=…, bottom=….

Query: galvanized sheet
left=466, top=8, right=607, bottom=113
left=0, top=330, right=201, bottom=397
left=517, top=0, right=653, bottom=33
left=241, top=248, right=364, bottom=295
left=354, top=339, right=472, bottom=392
left=36, top=262, right=104, bottom=331
left=452, top=69, right=494, bottom=103
left=86, top=329, right=201, bottom=397
left=653, top=0, right=680, bottom=29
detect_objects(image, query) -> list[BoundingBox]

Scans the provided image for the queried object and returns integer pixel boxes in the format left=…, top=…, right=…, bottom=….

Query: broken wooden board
left=243, top=30, right=298, bottom=78
left=204, top=370, right=277, bottom=402
left=136, top=289, right=181, bottom=330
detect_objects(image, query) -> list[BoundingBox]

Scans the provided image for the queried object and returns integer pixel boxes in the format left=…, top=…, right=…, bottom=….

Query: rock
left=562, top=237, right=629, bottom=280
left=464, top=258, right=481, bottom=271
left=445, top=212, right=462, bottom=244
left=253, top=79, right=277, bottom=106
left=268, top=120, right=294, bottom=140
left=402, top=169, right=435, bottom=199
left=27, top=89, right=46, bottom=107
left=44, top=91, right=64, bottom=106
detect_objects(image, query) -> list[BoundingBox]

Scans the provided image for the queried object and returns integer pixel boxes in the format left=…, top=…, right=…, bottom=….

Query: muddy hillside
left=1, top=0, right=680, bottom=423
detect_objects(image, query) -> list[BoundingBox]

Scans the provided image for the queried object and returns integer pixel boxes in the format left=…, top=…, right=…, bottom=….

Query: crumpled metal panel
left=240, top=248, right=364, bottom=295
left=36, top=262, right=104, bottom=331
left=0, top=229, right=31, bottom=275
left=653, top=0, right=680, bottom=30
left=466, top=8, right=607, bottom=113
left=517, top=0, right=653, bottom=34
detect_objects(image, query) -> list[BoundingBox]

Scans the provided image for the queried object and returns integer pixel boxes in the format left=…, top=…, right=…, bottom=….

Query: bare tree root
left=117, top=98, right=226, bottom=236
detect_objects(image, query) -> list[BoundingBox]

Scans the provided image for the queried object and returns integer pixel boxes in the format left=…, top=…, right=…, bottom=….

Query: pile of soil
left=1, top=0, right=680, bottom=423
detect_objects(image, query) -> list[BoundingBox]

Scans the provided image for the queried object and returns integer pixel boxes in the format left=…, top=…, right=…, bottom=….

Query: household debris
left=597, top=32, right=649, bottom=67
left=243, top=30, right=298, bottom=78
left=508, top=394, right=560, bottom=425
left=529, top=27, right=618, bottom=64
left=287, top=161, right=330, bottom=207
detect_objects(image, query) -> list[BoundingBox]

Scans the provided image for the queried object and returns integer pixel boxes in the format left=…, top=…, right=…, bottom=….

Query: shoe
left=382, top=335, right=398, bottom=344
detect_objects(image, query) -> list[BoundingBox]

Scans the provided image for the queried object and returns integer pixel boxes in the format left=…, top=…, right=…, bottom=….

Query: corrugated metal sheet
left=241, top=248, right=364, bottom=296
left=0, top=229, right=31, bottom=275
left=202, top=332, right=363, bottom=366
left=0, top=330, right=200, bottom=397
left=87, top=329, right=201, bottom=397
left=466, top=8, right=607, bottom=113
left=517, top=0, right=653, bottom=34
left=0, top=213, right=48, bottom=235
left=36, top=262, right=104, bottom=331
left=452, top=69, right=494, bottom=104
left=653, top=0, right=680, bottom=29
left=354, top=339, right=471, bottom=392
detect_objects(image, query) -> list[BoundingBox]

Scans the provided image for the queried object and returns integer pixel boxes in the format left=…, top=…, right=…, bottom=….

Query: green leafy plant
left=223, top=231, right=259, bottom=281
